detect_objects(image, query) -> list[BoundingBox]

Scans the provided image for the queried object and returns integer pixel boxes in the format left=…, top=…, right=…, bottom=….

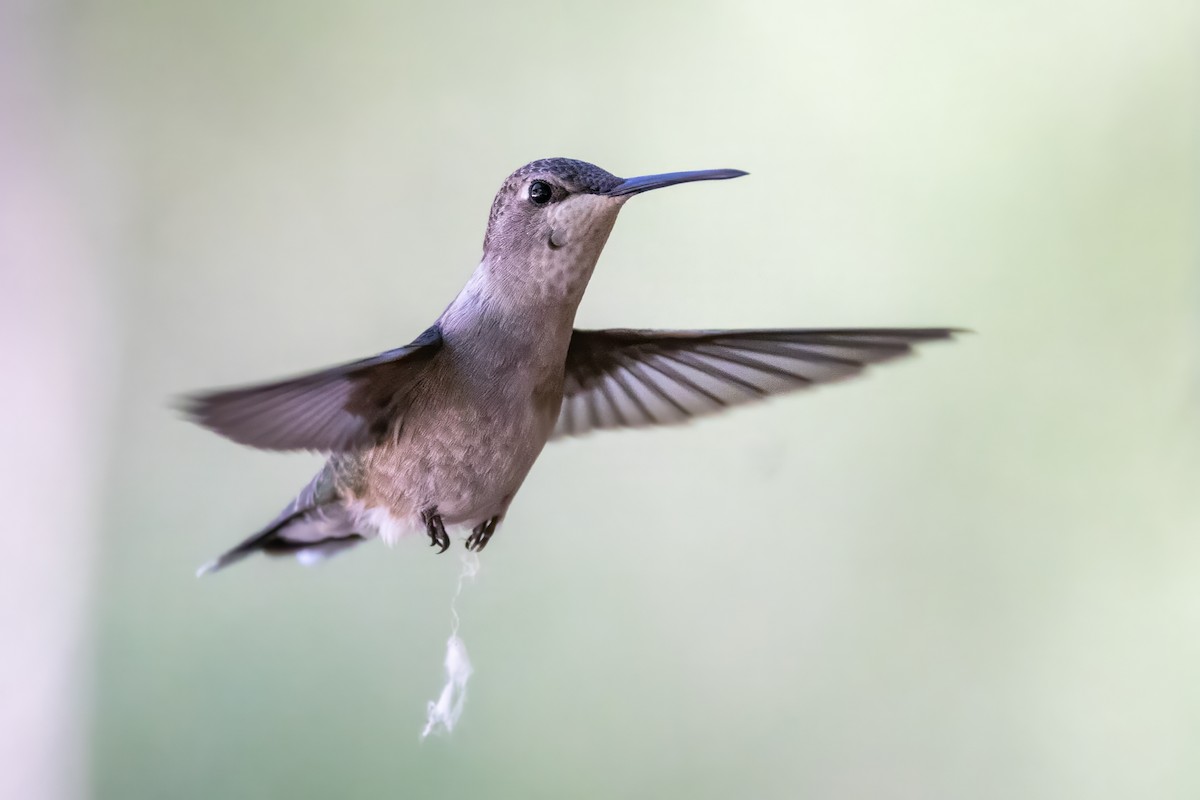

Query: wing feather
left=183, top=326, right=442, bottom=452
left=554, top=327, right=958, bottom=438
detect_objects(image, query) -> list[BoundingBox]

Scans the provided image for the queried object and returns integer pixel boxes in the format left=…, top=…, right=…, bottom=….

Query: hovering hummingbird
left=186, top=158, right=955, bottom=574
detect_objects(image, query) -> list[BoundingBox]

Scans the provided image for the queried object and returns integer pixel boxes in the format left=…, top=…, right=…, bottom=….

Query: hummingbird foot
left=421, top=508, right=450, bottom=554
left=465, top=516, right=499, bottom=552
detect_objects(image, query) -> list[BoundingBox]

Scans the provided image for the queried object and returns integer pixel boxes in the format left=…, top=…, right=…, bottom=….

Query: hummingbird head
left=479, top=157, right=746, bottom=302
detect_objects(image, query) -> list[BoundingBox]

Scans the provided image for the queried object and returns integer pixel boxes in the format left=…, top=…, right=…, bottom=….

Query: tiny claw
left=422, top=508, right=450, bottom=554
left=465, top=517, right=498, bottom=552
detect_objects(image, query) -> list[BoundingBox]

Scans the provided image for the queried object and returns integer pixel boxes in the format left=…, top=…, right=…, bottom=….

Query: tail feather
left=195, top=513, right=300, bottom=576
left=196, top=505, right=367, bottom=576
left=198, top=460, right=369, bottom=575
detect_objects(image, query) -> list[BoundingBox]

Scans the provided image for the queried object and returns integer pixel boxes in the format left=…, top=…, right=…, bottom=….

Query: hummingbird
left=186, top=158, right=955, bottom=574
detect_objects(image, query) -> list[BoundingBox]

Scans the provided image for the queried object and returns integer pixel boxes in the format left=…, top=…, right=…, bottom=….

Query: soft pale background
left=3, top=0, right=1198, bottom=798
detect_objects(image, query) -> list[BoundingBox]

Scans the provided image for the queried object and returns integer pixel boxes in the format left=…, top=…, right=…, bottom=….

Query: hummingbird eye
left=528, top=180, right=553, bottom=206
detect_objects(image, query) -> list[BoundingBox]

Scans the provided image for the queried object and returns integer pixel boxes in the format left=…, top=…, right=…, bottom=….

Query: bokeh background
left=3, top=0, right=1198, bottom=798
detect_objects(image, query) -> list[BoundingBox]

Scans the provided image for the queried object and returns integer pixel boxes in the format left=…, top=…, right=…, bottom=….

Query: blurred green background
left=4, top=0, right=1199, bottom=797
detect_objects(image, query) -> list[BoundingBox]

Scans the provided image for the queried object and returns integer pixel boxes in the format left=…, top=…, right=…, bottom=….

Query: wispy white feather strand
left=421, top=551, right=480, bottom=739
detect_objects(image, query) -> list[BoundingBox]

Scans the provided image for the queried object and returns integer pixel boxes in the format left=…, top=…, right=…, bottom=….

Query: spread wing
left=182, top=326, right=442, bottom=452
left=554, top=327, right=957, bottom=438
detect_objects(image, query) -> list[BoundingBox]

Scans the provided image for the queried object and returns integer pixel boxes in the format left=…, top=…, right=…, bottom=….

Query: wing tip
left=173, top=389, right=206, bottom=420
left=174, top=389, right=236, bottom=438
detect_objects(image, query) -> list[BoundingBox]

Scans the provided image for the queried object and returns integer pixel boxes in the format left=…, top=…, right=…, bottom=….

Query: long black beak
left=604, top=168, right=748, bottom=197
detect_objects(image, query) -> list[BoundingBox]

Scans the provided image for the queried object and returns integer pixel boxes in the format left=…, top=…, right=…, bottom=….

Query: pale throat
left=439, top=196, right=623, bottom=360
left=477, top=214, right=619, bottom=308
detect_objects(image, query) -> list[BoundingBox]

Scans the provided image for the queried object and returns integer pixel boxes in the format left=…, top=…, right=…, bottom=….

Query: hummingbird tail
left=196, top=503, right=366, bottom=576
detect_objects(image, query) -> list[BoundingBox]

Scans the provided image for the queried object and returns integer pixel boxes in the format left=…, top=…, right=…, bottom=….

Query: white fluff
left=355, top=504, right=420, bottom=545
left=421, top=553, right=480, bottom=738
left=420, top=635, right=472, bottom=739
